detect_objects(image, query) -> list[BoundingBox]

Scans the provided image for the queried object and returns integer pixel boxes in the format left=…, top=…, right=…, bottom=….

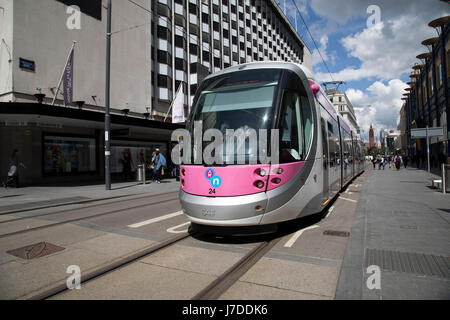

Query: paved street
left=337, top=165, right=450, bottom=299
left=0, top=165, right=448, bottom=300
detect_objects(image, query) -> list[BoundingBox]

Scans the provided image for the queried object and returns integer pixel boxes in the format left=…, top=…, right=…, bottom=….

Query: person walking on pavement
left=152, top=148, right=166, bottom=184
left=395, top=154, right=402, bottom=170
left=403, top=155, right=408, bottom=169
left=120, top=148, right=133, bottom=181
left=378, top=155, right=385, bottom=170
left=3, top=149, right=26, bottom=188
left=388, top=155, right=392, bottom=168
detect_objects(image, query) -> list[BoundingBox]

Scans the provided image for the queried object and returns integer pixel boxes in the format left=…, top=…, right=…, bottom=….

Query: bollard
left=142, top=165, right=146, bottom=185
left=137, top=164, right=143, bottom=183
left=443, top=164, right=447, bottom=194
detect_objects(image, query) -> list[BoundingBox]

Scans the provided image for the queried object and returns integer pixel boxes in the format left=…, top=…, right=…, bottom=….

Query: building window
left=56, top=0, right=101, bottom=20
left=437, top=63, right=442, bottom=87
left=175, top=58, right=186, bottom=71
left=190, top=62, right=197, bottom=74
left=189, top=43, right=198, bottom=55
left=158, top=75, right=169, bottom=88
left=190, top=84, right=198, bottom=95
left=175, top=35, right=185, bottom=48
left=189, top=3, right=197, bottom=14
left=203, top=50, right=210, bottom=62
left=157, top=50, right=171, bottom=65
left=43, top=135, right=97, bottom=174
left=157, top=26, right=171, bottom=43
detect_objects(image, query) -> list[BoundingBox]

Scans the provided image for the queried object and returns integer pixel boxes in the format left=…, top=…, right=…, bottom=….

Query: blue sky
left=279, top=0, right=449, bottom=142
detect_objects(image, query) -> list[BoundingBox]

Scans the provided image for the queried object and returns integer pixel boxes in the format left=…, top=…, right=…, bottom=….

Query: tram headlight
left=255, top=168, right=266, bottom=177
left=254, top=180, right=265, bottom=189
left=271, top=177, right=281, bottom=184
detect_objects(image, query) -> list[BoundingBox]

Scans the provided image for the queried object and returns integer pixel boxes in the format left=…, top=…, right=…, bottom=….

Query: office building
left=0, top=0, right=311, bottom=185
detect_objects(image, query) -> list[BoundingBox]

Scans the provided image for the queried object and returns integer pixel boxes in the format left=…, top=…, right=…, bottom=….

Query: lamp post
left=105, top=0, right=112, bottom=190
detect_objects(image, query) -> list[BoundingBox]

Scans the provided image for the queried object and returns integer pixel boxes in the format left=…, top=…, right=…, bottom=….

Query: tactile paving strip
left=365, top=248, right=450, bottom=279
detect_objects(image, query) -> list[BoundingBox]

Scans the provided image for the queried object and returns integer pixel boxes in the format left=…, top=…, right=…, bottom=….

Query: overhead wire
left=289, top=0, right=335, bottom=82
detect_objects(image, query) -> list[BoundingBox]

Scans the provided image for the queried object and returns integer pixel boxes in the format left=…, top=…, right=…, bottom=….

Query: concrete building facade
left=325, top=88, right=359, bottom=135
left=402, top=15, right=449, bottom=168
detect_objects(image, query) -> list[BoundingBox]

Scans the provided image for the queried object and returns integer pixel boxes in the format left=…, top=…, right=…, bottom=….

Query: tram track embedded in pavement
left=0, top=196, right=180, bottom=239
left=29, top=232, right=192, bottom=300
left=0, top=191, right=179, bottom=225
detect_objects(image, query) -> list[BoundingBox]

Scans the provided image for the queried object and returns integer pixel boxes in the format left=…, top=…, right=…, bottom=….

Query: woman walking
left=3, top=149, right=26, bottom=188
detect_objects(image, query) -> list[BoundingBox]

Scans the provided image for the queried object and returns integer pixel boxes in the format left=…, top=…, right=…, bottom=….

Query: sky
left=280, top=0, right=449, bottom=142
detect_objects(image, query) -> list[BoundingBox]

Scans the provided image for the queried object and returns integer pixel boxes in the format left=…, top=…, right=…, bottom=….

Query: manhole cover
left=323, top=230, right=350, bottom=237
left=7, top=242, right=65, bottom=260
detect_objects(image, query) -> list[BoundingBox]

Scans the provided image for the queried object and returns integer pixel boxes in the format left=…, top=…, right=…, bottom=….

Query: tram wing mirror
left=309, top=83, right=320, bottom=97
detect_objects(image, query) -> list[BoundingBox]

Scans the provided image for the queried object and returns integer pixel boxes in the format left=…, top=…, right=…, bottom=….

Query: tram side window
left=300, top=95, right=312, bottom=155
left=327, top=121, right=339, bottom=168
left=280, top=91, right=303, bottom=163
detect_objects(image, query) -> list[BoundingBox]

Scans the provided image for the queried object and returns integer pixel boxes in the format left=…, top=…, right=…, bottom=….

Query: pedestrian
left=388, top=155, right=392, bottom=168
left=395, top=154, right=402, bottom=170
left=152, top=148, right=167, bottom=184
left=403, top=155, right=408, bottom=169
left=372, top=156, right=377, bottom=169
left=3, top=149, right=26, bottom=188
left=120, top=148, right=133, bottom=181
left=378, top=155, right=385, bottom=170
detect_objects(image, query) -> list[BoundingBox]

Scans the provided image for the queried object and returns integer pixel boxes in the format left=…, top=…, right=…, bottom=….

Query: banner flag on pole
left=63, top=49, right=74, bottom=106
left=172, top=84, right=185, bottom=123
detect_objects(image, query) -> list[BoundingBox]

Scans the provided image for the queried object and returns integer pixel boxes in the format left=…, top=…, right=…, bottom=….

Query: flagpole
left=52, top=41, right=76, bottom=106
left=164, top=83, right=182, bottom=122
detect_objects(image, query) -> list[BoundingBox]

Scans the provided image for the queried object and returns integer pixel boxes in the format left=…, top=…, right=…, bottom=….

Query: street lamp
left=105, top=0, right=112, bottom=190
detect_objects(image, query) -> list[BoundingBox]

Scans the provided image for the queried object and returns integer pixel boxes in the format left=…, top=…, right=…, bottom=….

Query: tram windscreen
left=190, top=69, right=281, bottom=164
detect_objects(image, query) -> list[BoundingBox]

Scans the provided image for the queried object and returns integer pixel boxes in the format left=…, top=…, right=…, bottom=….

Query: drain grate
left=399, top=225, right=418, bottom=230
left=365, top=248, right=450, bottom=279
left=323, top=230, right=350, bottom=237
left=7, top=242, right=65, bottom=260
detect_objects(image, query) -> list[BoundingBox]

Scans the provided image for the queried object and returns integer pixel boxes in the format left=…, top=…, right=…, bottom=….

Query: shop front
left=0, top=102, right=183, bottom=186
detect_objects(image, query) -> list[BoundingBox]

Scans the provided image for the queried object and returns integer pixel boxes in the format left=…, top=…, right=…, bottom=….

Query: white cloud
left=305, top=1, right=449, bottom=141
left=348, top=79, right=408, bottom=141
left=309, top=0, right=448, bottom=25
left=313, top=1, right=449, bottom=82
left=315, top=15, right=441, bottom=82
left=311, top=35, right=336, bottom=67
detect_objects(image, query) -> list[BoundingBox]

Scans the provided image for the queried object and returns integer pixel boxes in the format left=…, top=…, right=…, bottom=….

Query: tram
left=178, top=61, right=364, bottom=233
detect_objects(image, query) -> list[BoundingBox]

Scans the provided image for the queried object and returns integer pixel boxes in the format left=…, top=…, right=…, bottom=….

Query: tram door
left=321, top=118, right=329, bottom=200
